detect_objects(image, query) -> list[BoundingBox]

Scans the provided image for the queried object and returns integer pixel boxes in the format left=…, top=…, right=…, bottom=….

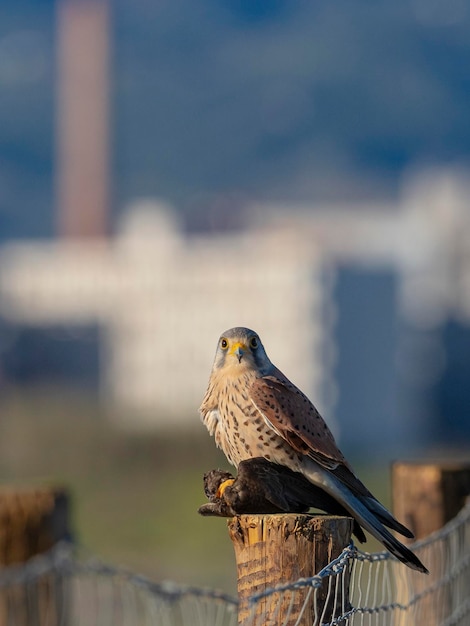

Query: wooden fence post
left=392, top=461, right=470, bottom=626
left=392, top=461, right=470, bottom=541
left=227, top=514, right=353, bottom=626
left=0, top=487, right=71, bottom=626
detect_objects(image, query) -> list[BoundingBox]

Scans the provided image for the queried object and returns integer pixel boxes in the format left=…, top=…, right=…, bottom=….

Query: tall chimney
left=55, top=0, right=110, bottom=238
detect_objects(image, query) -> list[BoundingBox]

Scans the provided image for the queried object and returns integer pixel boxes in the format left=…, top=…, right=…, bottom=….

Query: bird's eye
left=220, top=338, right=228, bottom=350
left=249, top=337, right=258, bottom=349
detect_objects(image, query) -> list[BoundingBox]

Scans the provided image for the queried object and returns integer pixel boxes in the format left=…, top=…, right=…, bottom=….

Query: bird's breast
left=212, top=375, right=299, bottom=469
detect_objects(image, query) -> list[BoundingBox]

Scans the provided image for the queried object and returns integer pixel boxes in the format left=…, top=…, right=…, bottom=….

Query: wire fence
left=1, top=501, right=469, bottom=626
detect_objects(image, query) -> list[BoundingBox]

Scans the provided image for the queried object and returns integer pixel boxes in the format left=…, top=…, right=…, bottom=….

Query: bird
left=198, top=458, right=367, bottom=542
left=199, top=326, right=428, bottom=574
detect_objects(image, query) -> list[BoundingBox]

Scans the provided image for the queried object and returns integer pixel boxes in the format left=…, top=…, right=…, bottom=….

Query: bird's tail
left=302, top=460, right=429, bottom=574
left=365, top=496, right=414, bottom=539
left=351, top=498, right=428, bottom=573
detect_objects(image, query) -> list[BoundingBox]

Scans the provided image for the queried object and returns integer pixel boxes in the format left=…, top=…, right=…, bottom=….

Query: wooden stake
left=227, top=514, right=353, bottom=626
left=392, top=461, right=470, bottom=626
left=392, top=461, right=470, bottom=541
left=0, top=487, right=70, bottom=626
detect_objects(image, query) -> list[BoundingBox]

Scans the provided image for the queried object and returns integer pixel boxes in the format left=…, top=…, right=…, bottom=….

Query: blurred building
left=0, top=170, right=469, bottom=453
left=0, top=203, right=327, bottom=428
left=256, top=170, right=470, bottom=452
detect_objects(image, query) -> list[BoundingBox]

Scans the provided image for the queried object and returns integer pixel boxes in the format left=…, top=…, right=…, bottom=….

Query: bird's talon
left=216, top=478, right=235, bottom=499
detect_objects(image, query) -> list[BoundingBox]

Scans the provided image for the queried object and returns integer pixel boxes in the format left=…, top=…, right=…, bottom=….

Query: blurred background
left=0, top=0, right=469, bottom=593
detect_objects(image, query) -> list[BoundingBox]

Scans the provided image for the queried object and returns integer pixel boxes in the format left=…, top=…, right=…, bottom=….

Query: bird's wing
left=250, top=372, right=377, bottom=498
left=250, top=373, right=349, bottom=468
left=250, top=374, right=413, bottom=523
left=250, top=374, right=421, bottom=563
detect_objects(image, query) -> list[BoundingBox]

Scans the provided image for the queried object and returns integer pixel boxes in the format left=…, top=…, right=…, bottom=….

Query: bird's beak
left=230, top=342, right=246, bottom=363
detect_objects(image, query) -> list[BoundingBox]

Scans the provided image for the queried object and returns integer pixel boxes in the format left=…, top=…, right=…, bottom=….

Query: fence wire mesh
left=0, top=501, right=469, bottom=626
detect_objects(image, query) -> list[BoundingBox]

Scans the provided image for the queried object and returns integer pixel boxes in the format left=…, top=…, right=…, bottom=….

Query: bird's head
left=212, top=327, right=273, bottom=376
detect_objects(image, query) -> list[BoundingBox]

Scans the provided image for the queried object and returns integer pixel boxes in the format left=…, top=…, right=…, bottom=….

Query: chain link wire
left=1, top=502, right=469, bottom=625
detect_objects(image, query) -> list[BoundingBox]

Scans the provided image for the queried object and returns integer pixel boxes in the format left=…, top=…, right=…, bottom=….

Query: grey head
left=211, top=327, right=274, bottom=376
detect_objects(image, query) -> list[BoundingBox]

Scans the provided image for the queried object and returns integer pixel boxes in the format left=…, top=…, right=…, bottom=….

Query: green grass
left=0, top=387, right=394, bottom=593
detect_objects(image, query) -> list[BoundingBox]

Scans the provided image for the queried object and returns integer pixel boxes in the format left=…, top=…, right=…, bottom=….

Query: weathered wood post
left=392, top=461, right=470, bottom=539
left=227, top=514, right=353, bottom=626
left=392, top=461, right=470, bottom=626
left=0, top=487, right=71, bottom=626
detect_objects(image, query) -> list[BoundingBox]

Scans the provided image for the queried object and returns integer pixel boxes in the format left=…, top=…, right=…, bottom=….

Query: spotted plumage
left=200, top=327, right=428, bottom=574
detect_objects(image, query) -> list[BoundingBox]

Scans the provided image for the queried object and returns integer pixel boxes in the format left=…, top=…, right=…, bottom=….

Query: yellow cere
left=229, top=342, right=247, bottom=355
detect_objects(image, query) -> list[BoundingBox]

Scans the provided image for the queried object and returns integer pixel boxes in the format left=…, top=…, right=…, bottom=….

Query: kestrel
left=200, top=327, right=428, bottom=573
